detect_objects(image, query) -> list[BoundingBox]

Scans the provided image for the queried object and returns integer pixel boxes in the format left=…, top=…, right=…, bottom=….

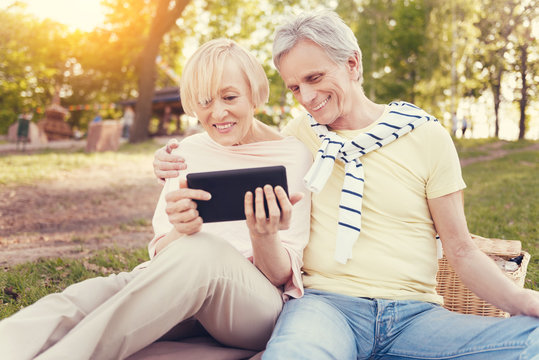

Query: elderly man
left=260, top=11, right=539, bottom=359
left=154, top=11, right=539, bottom=359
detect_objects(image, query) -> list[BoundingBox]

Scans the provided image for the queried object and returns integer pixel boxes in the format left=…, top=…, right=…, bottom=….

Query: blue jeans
left=263, top=289, right=539, bottom=359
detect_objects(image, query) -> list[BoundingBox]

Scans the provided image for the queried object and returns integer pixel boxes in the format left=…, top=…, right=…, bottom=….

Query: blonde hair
left=180, top=38, right=269, bottom=116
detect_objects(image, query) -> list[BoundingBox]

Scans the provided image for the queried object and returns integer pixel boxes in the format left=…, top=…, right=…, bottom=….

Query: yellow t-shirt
left=283, top=106, right=466, bottom=304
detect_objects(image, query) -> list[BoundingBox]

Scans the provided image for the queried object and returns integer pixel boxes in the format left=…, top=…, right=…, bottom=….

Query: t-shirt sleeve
left=425, top=122, right=466, bottom=199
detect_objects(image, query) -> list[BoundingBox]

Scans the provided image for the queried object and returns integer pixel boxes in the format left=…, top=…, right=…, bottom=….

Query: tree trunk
left=129, top=0, right=191, bottom=143
left=492, top=69, right=503, bottom=138
left=131, top=40, right=160, bottom=143
left=518, top=44, right=528, bottom=140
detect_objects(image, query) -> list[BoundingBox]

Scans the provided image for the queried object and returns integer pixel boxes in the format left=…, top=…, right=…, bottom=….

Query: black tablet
left=186, top=165, right=289, bottom=223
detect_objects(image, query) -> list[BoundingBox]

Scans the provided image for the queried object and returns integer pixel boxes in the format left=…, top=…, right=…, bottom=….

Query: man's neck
left=328, top=90, right=385, bottom=131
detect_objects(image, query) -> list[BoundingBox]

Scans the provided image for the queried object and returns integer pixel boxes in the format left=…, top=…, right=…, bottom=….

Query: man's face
left=279, top=39, right=356, bottom=129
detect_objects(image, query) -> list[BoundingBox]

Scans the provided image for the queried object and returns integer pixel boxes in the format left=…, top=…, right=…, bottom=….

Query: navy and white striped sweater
left=304, top=101, right=439, bottom=264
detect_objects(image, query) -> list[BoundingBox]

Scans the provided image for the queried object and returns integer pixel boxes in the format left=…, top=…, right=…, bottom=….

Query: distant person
left=16, top=112, right=31, bottom=151
left=462, top=117, right=468, bottom=138
left=121, top=106, right=134, bottom=139
left=92, top=114, right=102, bottom=123
left=0, top=38, right=312, bottom=359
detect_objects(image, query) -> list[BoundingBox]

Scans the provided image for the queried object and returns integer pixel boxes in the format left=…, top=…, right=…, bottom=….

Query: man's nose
left=299, top=84, right=316, bottom=104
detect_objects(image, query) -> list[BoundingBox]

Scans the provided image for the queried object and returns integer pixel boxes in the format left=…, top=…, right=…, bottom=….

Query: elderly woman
left=0, top=39, right=312, bottom=360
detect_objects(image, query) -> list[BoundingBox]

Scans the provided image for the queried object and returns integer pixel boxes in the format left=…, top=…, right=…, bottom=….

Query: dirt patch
left=460, top=142, right=539, bottom=167
left=0, top=153, right=162, bottom=267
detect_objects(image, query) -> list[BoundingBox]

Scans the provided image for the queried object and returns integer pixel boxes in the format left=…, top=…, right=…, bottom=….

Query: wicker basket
left=436, top=234, right=530, bottom=318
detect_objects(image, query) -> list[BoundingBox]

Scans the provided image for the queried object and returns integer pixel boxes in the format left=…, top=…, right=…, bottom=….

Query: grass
left=0, top=138, right=537, bottom=320
left=462, top=149, right=538, bottom=289
left=0, top=247, right=149, bottom=319
left=0, top=140, right=158, bottom=186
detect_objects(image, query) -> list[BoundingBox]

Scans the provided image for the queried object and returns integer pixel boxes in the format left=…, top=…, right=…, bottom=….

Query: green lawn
left=0, top=248, right=149, bottom=318
left=462, top=149, right=538, bottom=289
left=0, top=138, right=537, bottom=319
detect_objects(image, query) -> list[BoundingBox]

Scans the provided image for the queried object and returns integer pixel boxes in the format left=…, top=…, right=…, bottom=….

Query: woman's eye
left=198, top=98, right=213, bottom=107
left=224, top=96, right=237, bottom=101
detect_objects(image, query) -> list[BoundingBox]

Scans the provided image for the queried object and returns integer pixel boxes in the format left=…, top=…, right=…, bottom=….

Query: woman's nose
left=210, top=100, right=228, bottom=120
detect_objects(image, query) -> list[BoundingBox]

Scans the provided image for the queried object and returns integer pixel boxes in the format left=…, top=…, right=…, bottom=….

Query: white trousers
left=0, top=231, right=283, bottom=360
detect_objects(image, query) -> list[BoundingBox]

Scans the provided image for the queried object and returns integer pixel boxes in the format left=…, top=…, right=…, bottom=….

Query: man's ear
left=347, top=51, right=363, bottom=81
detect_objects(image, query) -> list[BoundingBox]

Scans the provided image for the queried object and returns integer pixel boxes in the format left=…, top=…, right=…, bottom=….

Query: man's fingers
left=158, top=158, right=185, bottom=170
left=156, top=170, right=179, bottom=183
left=165, top=139, right=179, bottom=153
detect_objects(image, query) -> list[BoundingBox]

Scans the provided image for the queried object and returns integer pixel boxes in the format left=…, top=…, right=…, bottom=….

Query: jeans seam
left=384, top=343, right=528, bottom=359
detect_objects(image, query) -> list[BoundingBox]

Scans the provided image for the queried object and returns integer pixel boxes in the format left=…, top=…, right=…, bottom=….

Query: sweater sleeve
left=279, top=190, right=311, bottom=299
left=277, top=141, right=313, bottom=300
left=148, top=173, right=179, bottom=259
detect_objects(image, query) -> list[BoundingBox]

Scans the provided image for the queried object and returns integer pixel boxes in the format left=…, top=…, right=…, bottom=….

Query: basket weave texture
left=435, top=234, right=530, bottom=318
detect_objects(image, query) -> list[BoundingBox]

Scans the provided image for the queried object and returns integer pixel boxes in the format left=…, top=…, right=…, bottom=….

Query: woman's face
left=194, top=59, right=255, bottom=146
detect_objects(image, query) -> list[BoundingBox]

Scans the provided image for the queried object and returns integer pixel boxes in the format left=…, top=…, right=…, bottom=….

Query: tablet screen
left=186, top=165, right=289, bottom=223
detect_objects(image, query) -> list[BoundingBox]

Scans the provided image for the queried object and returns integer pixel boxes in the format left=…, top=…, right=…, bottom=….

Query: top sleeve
left=148, top=170, right=179, bottom=259
left=279, top=188, right=311, bottom=300
left=425, top=123, right=466, bottom=199
left=274, top=141, right=313, bottom=300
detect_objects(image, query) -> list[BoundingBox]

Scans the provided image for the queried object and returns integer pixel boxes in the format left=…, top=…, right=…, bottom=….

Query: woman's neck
left=237, top=119, right=283, bottom=145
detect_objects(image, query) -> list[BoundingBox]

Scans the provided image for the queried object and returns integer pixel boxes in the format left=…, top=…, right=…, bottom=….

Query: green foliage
left=0, top=0, right=537, bottom=138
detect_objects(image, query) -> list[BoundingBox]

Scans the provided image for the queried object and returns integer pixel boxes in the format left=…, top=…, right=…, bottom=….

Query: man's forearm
left=447, top=245, right=524, bottom=314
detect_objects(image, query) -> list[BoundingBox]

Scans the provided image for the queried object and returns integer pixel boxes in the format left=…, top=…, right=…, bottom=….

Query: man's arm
left=428, top=190, right=539, bottom=317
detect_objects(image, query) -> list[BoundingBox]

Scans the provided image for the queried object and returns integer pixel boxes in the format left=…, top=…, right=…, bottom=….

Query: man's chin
left=310, top=114, right=335, bottom=126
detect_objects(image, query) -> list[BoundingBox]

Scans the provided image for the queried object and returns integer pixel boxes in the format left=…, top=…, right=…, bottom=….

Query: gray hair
left=272, top=10, right=362, bottom=76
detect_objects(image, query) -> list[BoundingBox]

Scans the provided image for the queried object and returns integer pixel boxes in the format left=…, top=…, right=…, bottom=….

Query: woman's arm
left=244, top=185, right=304, bottom=287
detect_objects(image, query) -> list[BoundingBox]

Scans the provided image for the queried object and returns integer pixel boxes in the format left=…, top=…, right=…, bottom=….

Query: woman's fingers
left=165, top=188, right=211, bottom=203
left=274, top=186, right=294, bottom=230
left=254, top=187, right=267, bottom=224
left=245, top=185, right=298, bottom=238
left=165, top=187, right=211, bottom=235
left=264, top=185, right=281, bottom=225
left=244, top=191, right=255, bottom=226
